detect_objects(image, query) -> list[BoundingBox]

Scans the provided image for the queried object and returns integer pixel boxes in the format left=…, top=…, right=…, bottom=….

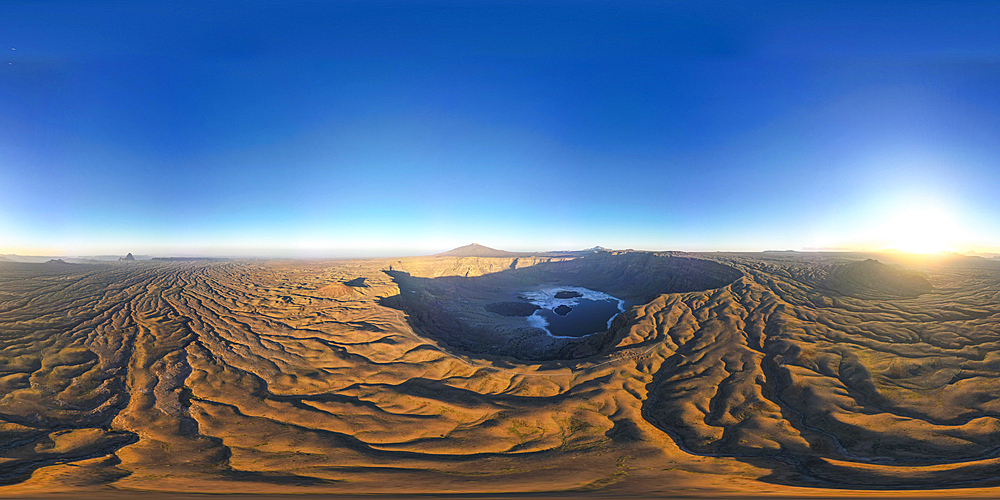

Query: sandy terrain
left=3, top=250, right=1000, bottom=498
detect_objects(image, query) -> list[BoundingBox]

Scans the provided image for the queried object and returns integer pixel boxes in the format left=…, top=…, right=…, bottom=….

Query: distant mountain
left=965, top=251, right=1000, bottom=259
left=0, top=254, right=58, bottom=263
left=435, top=243, right=521, bottom=258
left=0, top=254, right=148, bottom=264
left=435, top=244, right=614, bottom=259
left=46, top=259, right=68, bottom=264
left=151, top=257, right=229, bottom=262
left=83, top=254, right=150, bottom=262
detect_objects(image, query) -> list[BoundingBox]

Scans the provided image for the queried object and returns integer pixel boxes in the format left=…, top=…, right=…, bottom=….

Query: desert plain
left=4, top=246, right=1000, bottom=498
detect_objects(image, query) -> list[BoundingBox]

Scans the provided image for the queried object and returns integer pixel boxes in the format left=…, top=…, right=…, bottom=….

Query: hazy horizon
left=3, top=1, right=1000, bottom=257
left=5, top=243, right=1000, bottom=261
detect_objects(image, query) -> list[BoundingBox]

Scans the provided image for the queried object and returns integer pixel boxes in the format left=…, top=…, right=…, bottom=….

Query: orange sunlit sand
left=4, top=246, right=1000, bottom=499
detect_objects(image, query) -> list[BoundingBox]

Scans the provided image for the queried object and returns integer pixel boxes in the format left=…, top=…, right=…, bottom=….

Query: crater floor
left=3, top=251, right=1000, bottom=497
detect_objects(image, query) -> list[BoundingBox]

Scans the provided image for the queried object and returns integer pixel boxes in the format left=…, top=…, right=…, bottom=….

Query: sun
left=882, top=205, right=958, bottom=254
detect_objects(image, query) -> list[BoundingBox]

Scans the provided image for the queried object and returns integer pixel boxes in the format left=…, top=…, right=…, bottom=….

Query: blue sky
left=2, top=1, right=999, bottom=257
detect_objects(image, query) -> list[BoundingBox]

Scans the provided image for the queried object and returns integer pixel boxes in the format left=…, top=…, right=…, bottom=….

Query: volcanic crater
left=380, top=252, right=743, bottom=361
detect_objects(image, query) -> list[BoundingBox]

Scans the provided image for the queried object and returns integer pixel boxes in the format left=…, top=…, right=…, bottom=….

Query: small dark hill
left=119, top=253, right=135, bottom=262
left=344, top=277, right=368, bottom=287
left=436, top=243, right=521, bottom=258
left=824, top=259, right=932, bottom=298
left=45, top=259, right=68, bottom=265
left=318, top=277, right=369, bottom=298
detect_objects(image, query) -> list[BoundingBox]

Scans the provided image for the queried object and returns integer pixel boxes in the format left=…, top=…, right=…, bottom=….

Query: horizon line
left=4, top=247, right=999, bottom=262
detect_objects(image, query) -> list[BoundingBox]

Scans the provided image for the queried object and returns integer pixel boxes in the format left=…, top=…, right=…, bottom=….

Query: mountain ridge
left=434, top=243, right=524, bottom=258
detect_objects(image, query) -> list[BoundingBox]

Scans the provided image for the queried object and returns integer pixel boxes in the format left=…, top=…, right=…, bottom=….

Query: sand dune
left=3, top=252, right=1000, bottom=497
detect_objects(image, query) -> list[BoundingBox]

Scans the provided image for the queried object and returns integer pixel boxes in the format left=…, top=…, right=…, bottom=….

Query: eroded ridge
left=0, top=259, right=664, bottom=494
left=4, top=253, right=1000, bottom=494
left=635, top=254, right=1000, bottom=487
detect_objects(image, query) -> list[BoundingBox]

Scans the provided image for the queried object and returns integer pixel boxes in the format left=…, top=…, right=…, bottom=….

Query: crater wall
left=380, top=252, right=743, bottom=361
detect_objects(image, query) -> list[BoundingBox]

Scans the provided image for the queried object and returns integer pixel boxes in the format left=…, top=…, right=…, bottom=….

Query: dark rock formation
left=554, top=290, right=583, bottom=299
left=119, top=253, right=135, bottom=262
left=344, top=277, right=368, bottom=287
left=553, top=304, right=573, bottom=316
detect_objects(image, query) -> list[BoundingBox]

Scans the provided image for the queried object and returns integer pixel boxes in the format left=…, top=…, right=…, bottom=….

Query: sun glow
left=881, top=204, right=960, bottom=254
